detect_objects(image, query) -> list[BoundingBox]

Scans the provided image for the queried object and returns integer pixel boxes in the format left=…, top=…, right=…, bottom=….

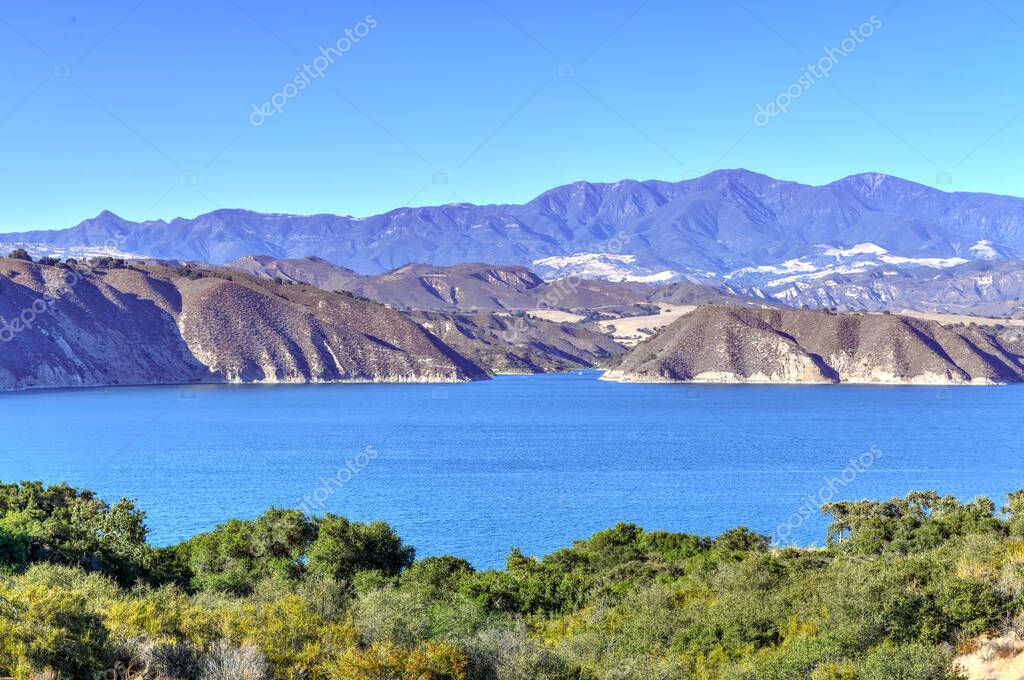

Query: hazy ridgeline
left=2, top=482, right=1023, bottom=679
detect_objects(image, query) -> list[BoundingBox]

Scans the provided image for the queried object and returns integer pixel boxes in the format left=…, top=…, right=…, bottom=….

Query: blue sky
left=0, top=0, right=1021, bottom=231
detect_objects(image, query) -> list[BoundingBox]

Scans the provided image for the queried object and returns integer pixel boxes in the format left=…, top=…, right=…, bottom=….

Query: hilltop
left=0, top=257, right=485, bottom=391
left=604, top=305, right=1024, bottom=385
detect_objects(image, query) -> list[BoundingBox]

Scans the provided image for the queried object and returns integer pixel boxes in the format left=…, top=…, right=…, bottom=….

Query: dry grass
left=201, top=642, right=272, bottom=680
left=598, top=304, right=697, bottom=346
left=956, top=632, right=1024, bottom=679
left=895, top=310, right=1024, bottom=328
left=525, top=309, right=586, bottom=323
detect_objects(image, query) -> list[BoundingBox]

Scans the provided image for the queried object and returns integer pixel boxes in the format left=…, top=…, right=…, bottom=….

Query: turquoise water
left=2, top=371, right=1022, bottom=568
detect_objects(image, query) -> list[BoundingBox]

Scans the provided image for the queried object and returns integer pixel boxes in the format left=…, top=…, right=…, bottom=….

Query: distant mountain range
left=4, top=170, right=1024, bottom=285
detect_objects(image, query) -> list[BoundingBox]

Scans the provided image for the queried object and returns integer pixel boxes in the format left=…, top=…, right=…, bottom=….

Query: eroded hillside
left=604, top=305, right=1024, bottom=385
left=0, top=258, right=486, bottom=390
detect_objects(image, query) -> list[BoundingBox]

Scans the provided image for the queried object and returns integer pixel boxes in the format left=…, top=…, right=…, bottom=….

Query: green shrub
left=856, top=641, right=958, bottom=679
left=307, top=515, right=415, bottom=582
left=0, top=482, right=1019, bottom=679
left=0, top=481, right=150, bottom=586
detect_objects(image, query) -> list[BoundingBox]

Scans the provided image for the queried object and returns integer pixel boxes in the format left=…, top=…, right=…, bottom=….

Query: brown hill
left=352, top=262, right=546, bottom=310
left=604, top=305, right=1024, bottom=385
left=0, top=258, right=485, bottom=391
left=649, top=280, right=780, bottom=308
left=228, top=255, right=362, bottom=292
left=227, top=257, right=657, bottom=313
left=412, top=311, right=626, bottom=374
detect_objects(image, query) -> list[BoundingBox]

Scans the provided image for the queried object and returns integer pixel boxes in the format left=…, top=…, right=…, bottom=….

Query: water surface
left=2, top=372, right=1021, bottom=568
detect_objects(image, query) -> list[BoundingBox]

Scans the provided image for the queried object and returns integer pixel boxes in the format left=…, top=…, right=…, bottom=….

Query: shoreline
left=3, top=368, right=1018, bottom=396
left=0, top=373, right=488, bottom=396
left=600, top=370, right=1013, bottom=386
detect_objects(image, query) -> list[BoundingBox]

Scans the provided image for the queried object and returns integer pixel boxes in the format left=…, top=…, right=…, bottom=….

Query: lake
left=2, top=371, right=1022, bottom=568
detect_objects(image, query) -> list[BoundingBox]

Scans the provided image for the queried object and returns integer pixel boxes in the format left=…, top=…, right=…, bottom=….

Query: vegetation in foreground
left=3, top=483, right=1024, bottom=679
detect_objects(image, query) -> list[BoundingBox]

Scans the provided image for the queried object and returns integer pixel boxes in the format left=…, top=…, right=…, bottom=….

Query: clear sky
left=0, top=0, right=1021, bottom=231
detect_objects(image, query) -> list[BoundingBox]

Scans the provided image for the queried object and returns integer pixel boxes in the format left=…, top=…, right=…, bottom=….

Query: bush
left=220, top=593, right=356, bottom=676
left=0, top=482, right=1021, bottom=678
left=0, top=481, right=150, bottom=585
left=329, top=640, right=467, bottom=680
left=183, top=510, right=413, bottom=595
left=0, top=569, right=113, bottom=678
left=307, top=515, right=415, bottom=582
left=184, top=509, right=314, bottom=594
left=401, top=556, right=475, bottom=599
left=856, top=641, right=957, bottom=679
left=462, top=627, right=580, bottom=680
left=127, top=640, right=202, bottom=680
left=104, top=584, right=217, bottom=648
left=91, top=256, right=127, bottom=269
left=353, top=587, right=433, bottom=646
left=201, top=641, right=272, bottom=680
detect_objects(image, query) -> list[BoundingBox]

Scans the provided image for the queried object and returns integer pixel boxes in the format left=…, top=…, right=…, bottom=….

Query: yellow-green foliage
left=104, top=585, right=218, bottom=646
left=219, top=593, right=359, bottom=677
left=0, top=565, right=114, bottom=679
left=327, top=640, right=466, bottom=680
left=5, top=484, right=1024, bottom=679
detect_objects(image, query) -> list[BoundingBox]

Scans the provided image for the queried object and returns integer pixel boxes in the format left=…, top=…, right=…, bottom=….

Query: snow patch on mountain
left=878, top=254, right=968, bottom=267
left=821, top=243, right=888, bottom=258
left=725, top=245, right=972, bottom=291
left=970, top=240, right=999, bottom=259
left=765, top=264, right=876, bottom=287
left=0, top=241, right=139, bottom=260
left=626, top=271, right=680, bottom=283
left=725, top=258, right=818, bottom=280
left=532, top=253, right=681, bottom=283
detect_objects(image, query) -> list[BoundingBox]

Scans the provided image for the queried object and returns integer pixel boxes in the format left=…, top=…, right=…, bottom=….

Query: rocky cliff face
left=604, top=305, right=1024, bottom=385
left=0, top=259, right=486, bottom=391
